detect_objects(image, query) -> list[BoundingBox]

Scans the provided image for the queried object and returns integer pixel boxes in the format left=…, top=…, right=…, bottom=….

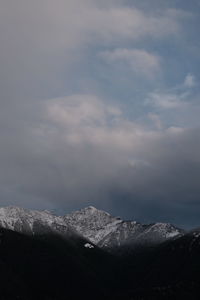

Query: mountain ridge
left=0, top=205, right=184, bottom=249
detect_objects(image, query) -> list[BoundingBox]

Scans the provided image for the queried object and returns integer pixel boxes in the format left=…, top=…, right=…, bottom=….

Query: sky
left=0, top=0, right=200, bottom=228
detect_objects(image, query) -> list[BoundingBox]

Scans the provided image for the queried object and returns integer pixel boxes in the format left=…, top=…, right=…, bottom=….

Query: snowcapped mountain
left=97, top=221, right=182, bottom=248
left=0, top=206, right=75, bottom=237
left=0, top=205, right=198, bottom=300
left=64, top=206, right=183, bottom=248
left=64, top=206, right=122, bottom=244
left=0, top=205, right=183, bottom=248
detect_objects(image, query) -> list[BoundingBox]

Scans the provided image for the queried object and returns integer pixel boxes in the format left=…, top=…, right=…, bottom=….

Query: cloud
left=47, top=95, right=121, bottom=128
left=0, top=1, right=183, bottom=55
left=0, top=1, right=186, bottom=98
left=0, top=92, right=200, bottom=227
left=146, top=91, right=189, bottom=109
left=0, top=1, right=199, bottom=227
left=85, top=6, right=183, bottom=42
left=148, top=113, right=163, bottom=129
left=40, top=96, right=200, bottom=226
left=184, top=73, right=196, bottom=88
left=99, top=48, right=160, bottom=77
left=145, top=73, right=198, bottom=112
left=44, top=95, right=146, bottom=151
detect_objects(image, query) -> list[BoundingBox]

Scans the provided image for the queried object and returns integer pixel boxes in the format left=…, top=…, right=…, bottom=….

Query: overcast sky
left=0, top=0, right=200, bottom=228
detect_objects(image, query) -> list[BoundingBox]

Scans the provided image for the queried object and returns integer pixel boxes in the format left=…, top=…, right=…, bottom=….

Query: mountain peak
left=64, top=206, right=122, bottom=244
left=0, top=205, right=69, bottom=235
left=86, top=206, right=97, bottom=210
left=82, top=206, right=99, bottom=212
left=79, top=206, right=110, bottom=215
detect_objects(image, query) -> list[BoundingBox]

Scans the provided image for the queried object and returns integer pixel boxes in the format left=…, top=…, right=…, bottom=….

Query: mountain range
left=0, top=205, right=199, bottom=299
left=0, top=205, right=183, bottom=249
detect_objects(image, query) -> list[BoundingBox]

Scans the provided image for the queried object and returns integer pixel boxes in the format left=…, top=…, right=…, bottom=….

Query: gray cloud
left=0, top=0, right=199, bottom=228
left=0, top=94, right=200, bottom=228
left=99, top=48, right=161, bottom=78
left=0, top=0, right=185, bottom=96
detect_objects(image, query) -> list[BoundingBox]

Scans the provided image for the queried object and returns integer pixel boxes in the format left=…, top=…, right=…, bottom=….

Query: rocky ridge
left=0, top=205, right=183, bottom=248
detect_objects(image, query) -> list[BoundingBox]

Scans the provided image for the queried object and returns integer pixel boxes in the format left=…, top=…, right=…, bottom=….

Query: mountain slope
left=0, top=227, right=115, bottom=300
left=0, top=205, right=200, bottom=299
left=64, top=206, right=183, bottom=248
left=0, top=206, right=77, bottom=237
left=0, top=205, right=183, bottom=249
left=64, top=206, right=123, bottom=244
left=0, top=224, right=200, bottom=299
left=119, top=229, right=200, bottom=299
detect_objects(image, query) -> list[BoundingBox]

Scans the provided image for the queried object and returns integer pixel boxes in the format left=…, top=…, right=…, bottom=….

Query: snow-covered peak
left=0, top=206, right=27, bottom=216
left=145, top=222, right=181, bottom=238
left=64, top=206, right=122, bottom=244
left=70, top=206, right=111, bottom=217
left=0, top=206, right=69, bottom=235
left=64, top=206, right=117, bottom=224
left=84, top=206, right=98, bottom=212
left=126, top=222, right=183, bottom=247
left=64, top=207, right=183, bottom=247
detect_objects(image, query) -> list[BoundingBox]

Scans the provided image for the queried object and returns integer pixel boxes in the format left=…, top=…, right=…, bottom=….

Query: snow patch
left=84, top=243, right=94, bottom=249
